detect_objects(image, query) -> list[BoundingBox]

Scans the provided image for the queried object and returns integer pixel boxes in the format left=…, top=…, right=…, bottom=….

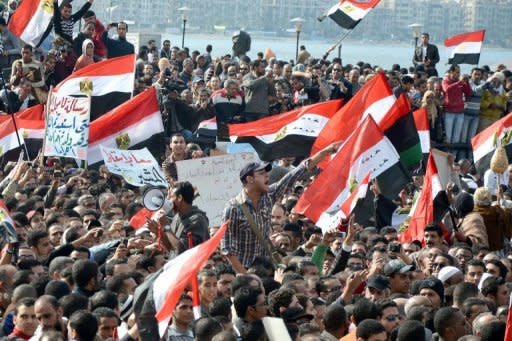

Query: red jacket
left=442, top=78, right=471, bottom=113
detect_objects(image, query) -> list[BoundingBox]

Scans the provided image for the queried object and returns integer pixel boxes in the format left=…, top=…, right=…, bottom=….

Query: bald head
left=473, top=312, right=498, bottom=336
left=404, top=295, right=432, bottom=316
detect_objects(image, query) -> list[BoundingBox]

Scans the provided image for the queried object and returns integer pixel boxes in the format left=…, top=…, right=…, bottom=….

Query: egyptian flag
left=229, top=100, right=342, bottom=161
left=379, top=94, right=422, bottom=170
left=400, top=153, right=449, bottom=243
left=472, top=112, right=512, bottom=174
left=88, top=87, right=164, bottom=165
left=340, top=172, right=370, bottom=219
left=0, top=105, right=45, bottom=123
left=295, top=115, right=408, bottom=230
left=0, top=106, right=45, bottom=160
left=0, top=118, right=25, bottom=158
left=53, top=54, right=135, bottom=120
left=153, top=222, right=227, bottom=337
left=311, top=72, right=396, bottom=165
left=7, top=0, right=64, bottom=47
left=196, top=117, right=217, bottom=138
left=445, top=30, right=485, bottom=65
left=327, top=0, right=381, bottom=29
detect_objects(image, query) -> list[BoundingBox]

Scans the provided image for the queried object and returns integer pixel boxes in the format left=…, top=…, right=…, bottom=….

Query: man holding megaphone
left=146, top=181, right=209, bottom=255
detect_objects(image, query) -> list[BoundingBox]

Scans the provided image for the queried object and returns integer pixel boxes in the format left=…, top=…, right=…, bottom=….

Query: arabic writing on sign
left=176, top=153, right=258, bottom=226
left=44, top=94, right=90, bottom=160
left=101, top=146, right=167, bottom=188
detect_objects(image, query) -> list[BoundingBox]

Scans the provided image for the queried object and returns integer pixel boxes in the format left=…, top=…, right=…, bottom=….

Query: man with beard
left=155, top=181, right=209, bottom=254
left=31, top=296, right=67, bottom=340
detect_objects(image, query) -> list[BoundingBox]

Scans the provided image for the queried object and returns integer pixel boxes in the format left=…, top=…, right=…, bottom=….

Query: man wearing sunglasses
left=376, top=299, right=402, bottom=338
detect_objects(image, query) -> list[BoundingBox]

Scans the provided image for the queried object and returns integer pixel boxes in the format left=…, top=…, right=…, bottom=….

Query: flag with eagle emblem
left=228, top=100, right=342, bottom=161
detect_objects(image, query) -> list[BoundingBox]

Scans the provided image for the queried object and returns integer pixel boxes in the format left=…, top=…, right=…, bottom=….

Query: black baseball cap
left=239, top=162, right=272, bottom=182
left=367, top=275, right=391, bottom=291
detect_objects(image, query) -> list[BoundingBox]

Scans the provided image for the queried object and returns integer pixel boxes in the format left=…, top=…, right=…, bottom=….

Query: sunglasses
left=385, top=314, right=401, bottom=322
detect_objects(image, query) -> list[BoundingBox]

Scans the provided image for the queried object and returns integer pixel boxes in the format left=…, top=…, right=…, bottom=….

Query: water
left=163, top=33, right=512, bottom=74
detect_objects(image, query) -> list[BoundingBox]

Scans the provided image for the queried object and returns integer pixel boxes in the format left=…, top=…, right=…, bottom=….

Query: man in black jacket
left=102, top=22, right=134, bottom=59
left=412, top=33, right=440, bottom=77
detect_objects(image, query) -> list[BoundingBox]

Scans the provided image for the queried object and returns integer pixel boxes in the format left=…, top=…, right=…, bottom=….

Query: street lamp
left=408, top=23, right=423, bottom=48
left=178, top=6, right=190, bottom=49
left=290, top=17, right=305, bottom=63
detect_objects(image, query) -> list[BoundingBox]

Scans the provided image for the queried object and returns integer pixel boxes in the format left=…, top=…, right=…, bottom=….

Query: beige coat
left=460, top=212, right=489, bottom=247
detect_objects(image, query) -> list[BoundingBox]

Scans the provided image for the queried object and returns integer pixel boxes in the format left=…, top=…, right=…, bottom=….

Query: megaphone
left=142, top=187, right=172, bottom=213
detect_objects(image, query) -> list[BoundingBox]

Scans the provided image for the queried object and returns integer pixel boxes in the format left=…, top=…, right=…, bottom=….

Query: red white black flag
left=327, top=0, right=381, bottom=29
left=445, top=30, right=485, bottom=65
left=229, top=100, right=343, bottom=161
left=472, top=112, right=512, bottom=173
left=53, top=54, right=135, bottom=120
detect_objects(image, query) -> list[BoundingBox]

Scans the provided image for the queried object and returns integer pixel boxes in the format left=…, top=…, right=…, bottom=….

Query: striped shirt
left=221, top=163, right=307, bottom=267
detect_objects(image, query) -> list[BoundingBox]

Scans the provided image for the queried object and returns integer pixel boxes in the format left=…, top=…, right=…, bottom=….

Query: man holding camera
left=412, top=32, right=440, bottom=77
left=101, top=21, right=134, bottom=59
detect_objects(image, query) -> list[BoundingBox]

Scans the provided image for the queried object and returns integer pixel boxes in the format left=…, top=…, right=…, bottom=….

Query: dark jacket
left=164, top=98, right=198, bottom=136
left=413, top=43, right=440, bottom=76
left=168, top=206, right=210, bottom=254
left=102, top=32, right=135, bottom=59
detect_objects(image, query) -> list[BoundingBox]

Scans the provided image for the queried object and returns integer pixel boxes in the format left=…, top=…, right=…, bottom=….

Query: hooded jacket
left=74, top=39, right=95, bottom=71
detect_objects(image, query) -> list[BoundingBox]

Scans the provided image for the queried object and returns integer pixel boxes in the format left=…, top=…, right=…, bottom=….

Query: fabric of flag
left=295, top=115, right=407, bottom=231
left=153, top=222, right=228, bottom=337
left=229, top=100, right=343, bottom=161
left=445, top=30, right=485, bottom=65
left=400, top=153, right=443, bottom=243
left=340, top=172, right=370, bottom=218
left=53, top=54, right=135, bottom=120
left=129, top=208, right=155, bottom=230
left=311, top=72, right=396, bottom=166
left=379, top=94, right=422, bottom=170
left=0, top=200, right=18, bottom=246
left=505, top=294, right=512, bottom=341
left=472, top=112, right=512, bottom=174
left=7, top=0, right=61, bottom=47
left=413, top=108, right=431, bottom=155
left=327, top=0, right=381, bottom=29
left=88, top=87, right=164, bottom=165
left=196, top=117, right=217, bottom=138
left=0, top=118, right=25, bottom=157
left=0, top=106, right=45, bottom=160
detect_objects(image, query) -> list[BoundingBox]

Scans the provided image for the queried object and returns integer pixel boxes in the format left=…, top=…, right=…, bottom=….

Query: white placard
left=262, top=317, right=292, bottom=341
left=101, top=145, right=167, bottom=187
left=176, top=153, right=258, bottom=226
left=44, top=94, right=90, bottom=160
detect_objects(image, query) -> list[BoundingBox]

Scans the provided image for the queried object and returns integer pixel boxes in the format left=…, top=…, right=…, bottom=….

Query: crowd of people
left=0, top=1, right=511, bottom=341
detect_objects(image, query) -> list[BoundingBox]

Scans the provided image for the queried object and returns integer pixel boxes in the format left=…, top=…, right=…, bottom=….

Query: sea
left=161, top=33, right=512, bottom=74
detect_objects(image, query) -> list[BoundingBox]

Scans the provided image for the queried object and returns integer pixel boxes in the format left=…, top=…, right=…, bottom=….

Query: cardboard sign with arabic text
left=44, top=93, right=90, bottom=160
left=100, top=145, right=167, bottom=188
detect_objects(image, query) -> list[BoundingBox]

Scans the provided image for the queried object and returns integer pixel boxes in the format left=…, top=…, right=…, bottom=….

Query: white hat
left=437, top=266, right=462, bottom=283
left=478, top=272, right=493, bottom=292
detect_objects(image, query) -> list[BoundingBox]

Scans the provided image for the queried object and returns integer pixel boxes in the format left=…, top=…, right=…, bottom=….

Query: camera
left=163, top=79, right=188, bottom=95
left=388, top=242, right=401, bottom=253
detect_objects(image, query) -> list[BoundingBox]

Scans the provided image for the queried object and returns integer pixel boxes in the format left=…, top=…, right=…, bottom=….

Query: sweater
left=442, top=78, right=471, bottom=113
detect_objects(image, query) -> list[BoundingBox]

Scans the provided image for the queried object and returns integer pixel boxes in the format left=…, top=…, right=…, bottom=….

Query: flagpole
left=323, top=30, right=353, bottom=60
left=40, top=86, right=52, bottom=166
left=0, top=72, right=30, bottom=160
left=188, top=232, right=202, bottom=320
